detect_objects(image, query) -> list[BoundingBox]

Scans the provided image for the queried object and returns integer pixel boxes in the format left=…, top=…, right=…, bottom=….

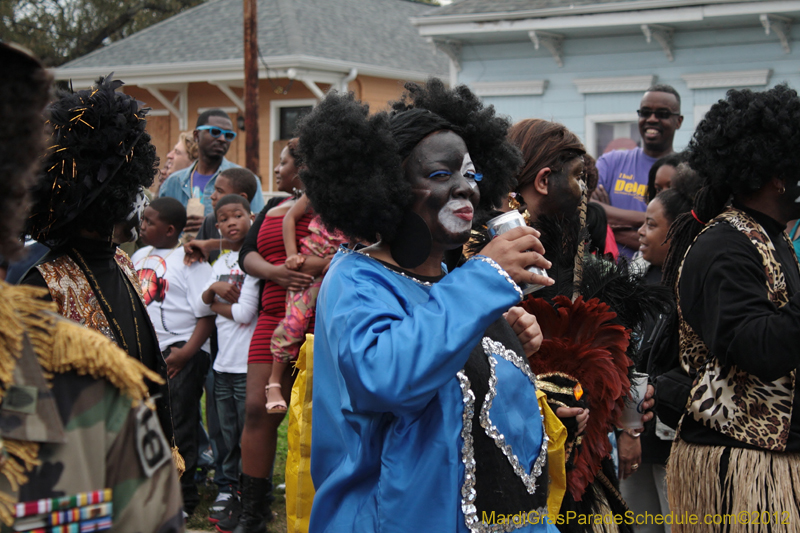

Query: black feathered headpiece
left=27, top=75, right=149, bottom=245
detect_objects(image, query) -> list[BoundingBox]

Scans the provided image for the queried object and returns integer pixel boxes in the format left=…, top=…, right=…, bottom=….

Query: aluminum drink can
left=485, top=210, right=546, bottom=294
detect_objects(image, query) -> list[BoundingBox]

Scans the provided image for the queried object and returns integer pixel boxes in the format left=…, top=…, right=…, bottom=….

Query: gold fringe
left=172, top=445, right=185, bottom=478
left=45, top=318, right=163, bottom=405
left=0, top=280, right=163, bottom=406
left=0, top=282, right=167, bottom=524
left=2, top=440, right=41, bottom=490
left=0, top=440, right=42, bottom=526
left=0, top=492, right=16, bottom=527
left=668, top=439, right=800, bottom=533
left=0, top=283, right=55, bottom=399
left=0, top=283, right=54, bottom=526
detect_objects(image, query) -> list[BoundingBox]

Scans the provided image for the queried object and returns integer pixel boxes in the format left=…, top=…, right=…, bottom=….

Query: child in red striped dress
left=265, top=192, right=346, bottom=412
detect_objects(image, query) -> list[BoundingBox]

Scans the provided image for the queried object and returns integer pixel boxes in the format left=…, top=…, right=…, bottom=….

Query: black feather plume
left=579, top=255, right=674, bottom=364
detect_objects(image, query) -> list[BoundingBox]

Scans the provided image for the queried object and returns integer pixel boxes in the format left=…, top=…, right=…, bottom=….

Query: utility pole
left=243, top=0, right=260, bottom=175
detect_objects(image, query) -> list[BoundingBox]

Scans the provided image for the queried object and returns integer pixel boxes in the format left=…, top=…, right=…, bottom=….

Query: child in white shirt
left=200, top=195, right=259, bottom=523
left=132, top=197, right=215, bottom=515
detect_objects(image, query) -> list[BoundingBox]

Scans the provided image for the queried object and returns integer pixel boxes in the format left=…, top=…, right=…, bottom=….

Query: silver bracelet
left=470, top=255, right=523, bottom=300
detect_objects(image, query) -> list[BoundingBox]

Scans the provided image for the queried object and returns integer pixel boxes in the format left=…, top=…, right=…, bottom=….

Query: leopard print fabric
left=676, top=207, right=797, bottom=451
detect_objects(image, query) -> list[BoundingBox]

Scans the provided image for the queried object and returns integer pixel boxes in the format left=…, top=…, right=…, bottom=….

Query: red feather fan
left=522, top=295, right=632, bottom=501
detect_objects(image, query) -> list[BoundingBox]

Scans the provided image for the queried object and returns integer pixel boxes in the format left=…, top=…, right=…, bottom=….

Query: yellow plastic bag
left=285, top=334, right=316, bottom=533
left=537, top=389, right=567, bottom=523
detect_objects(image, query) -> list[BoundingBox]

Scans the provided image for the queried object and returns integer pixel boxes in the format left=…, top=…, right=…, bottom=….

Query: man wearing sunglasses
left=160, top=109, right=265, bottom=233
left=592, top=85, right=683, bottom=258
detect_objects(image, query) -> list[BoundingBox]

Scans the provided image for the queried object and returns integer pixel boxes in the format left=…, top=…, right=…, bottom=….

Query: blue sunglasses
left=196, top=125, right=237, bottom=141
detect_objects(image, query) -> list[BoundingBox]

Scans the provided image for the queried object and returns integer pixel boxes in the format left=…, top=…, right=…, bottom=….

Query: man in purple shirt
left=593, top=85, right=683, bottom=258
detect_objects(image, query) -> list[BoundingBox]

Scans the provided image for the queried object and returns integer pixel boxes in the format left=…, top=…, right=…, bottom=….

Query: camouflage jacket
left=0, top=282, right=184, bottom=533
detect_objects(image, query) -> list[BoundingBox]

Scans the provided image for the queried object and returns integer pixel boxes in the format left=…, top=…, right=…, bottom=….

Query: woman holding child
left=234, top=139, right=329, bottom=532
left=298, top=80, right=559, bottom=532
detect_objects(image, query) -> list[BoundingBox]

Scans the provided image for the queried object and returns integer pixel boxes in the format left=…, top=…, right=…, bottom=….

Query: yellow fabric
left=538, top=390, right=567, bottom=522
left=286, top=334, right=316, bottom=533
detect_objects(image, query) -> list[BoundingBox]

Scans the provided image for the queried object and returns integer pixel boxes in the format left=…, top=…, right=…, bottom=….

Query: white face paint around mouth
left=438, top=199, right=473, bottom=234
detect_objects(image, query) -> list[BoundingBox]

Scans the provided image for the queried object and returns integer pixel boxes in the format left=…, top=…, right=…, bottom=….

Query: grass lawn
left=186, top=416, right=290, bottom=532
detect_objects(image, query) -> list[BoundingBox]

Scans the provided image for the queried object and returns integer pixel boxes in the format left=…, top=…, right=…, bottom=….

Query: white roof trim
left=414, top=1, right=800, bottom=37
left=681, top=69, right=772, bottom=88
left=55, top=55, right=438, bottom=88
left=469, top=80, right=548, bottom=96
left=574, top=75, right=655, bottom=94
left=412, top=0, right=800, bottom=26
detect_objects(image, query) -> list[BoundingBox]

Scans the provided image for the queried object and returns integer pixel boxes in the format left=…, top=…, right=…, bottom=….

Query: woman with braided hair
left=299, top=79, right=561, bottom=532
left=615, top=163, right=702, bottom=533
left=663, top=84, right=800, bottom=531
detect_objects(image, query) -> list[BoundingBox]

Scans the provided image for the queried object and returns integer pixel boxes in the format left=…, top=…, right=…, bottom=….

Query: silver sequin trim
left=458, top=370, right=480, bottom=529
left=341, top=246, right=435, bottom=287
left=481, top=337, right=549, bottom=495
left=469, top=255, right=523, bottom=300
left=458, top=337, right=551, bottom=532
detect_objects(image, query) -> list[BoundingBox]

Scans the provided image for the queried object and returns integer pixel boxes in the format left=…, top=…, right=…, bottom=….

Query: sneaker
left=198, top=447, right=215, bottom=468
left=210, top=491, right=233, bottom=513
left=210, top=494, right=240, bottom=528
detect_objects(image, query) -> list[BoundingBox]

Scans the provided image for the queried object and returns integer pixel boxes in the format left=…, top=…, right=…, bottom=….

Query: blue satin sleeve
left=319, top=253, right=521, bottom=416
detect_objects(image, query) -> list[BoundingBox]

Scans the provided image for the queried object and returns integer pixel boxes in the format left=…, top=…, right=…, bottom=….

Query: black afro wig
left=26, top=75, right=157, bottom=247
left=296, top=78, right=522, bottom=243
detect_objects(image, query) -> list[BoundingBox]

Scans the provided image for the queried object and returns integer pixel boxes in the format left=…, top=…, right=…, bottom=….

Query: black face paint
left=549, top=157, right=585, bottom=217
left=396, top=131, right=480, bottom=262
left=390, top=211, right=432, bottom=269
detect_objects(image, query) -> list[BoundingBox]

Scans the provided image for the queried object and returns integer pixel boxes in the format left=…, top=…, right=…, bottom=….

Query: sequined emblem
left=458, top=337, right=550, bottom=532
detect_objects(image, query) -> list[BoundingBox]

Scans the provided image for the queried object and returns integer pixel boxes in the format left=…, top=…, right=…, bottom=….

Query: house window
left=279, top=106, right=312, bottom=140
left=693, top=104, right=712, bottom=128
left=584, top=113, right=640, bottom=158
left=595, top=122, right=641, bottom=155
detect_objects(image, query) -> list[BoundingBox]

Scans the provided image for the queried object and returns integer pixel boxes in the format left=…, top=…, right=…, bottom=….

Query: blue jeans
left=206, top=367, right=233, bottom=491
left=214, top=371, right=247, bottom=487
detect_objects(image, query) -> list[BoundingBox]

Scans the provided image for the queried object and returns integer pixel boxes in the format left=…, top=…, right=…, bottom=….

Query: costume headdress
left=26, top=75, right=150, bottom=247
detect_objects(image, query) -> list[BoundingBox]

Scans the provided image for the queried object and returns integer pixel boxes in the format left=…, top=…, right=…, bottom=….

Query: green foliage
left=0, top=0, right=204, bottom=66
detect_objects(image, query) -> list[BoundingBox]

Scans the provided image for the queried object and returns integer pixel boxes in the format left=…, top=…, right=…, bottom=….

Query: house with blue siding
left=412, top=0, right=800, bottom=155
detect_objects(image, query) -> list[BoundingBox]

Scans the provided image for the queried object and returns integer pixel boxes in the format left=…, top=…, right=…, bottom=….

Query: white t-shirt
left=200, top=249, right=258, bottom=374
left=132, top=245, right=214, bottom=352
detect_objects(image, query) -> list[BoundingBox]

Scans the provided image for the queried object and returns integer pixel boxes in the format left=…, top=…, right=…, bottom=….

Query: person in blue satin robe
left=297, top=80, right=561, bottom=532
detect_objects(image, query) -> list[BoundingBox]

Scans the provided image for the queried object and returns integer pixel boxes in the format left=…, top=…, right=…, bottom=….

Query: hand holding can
left=486, top=211, right=550, bottom=294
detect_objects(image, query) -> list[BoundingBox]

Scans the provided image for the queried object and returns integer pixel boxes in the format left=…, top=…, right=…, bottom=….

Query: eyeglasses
left=196, top=125, right=237, bottom=141
left=637, top=108, right=681, bottom=120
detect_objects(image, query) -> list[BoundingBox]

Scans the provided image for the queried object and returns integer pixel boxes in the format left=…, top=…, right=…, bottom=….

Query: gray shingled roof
left=419, top=0, right=712, bottom=17
left=63, top=0, right=447, bottom=76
